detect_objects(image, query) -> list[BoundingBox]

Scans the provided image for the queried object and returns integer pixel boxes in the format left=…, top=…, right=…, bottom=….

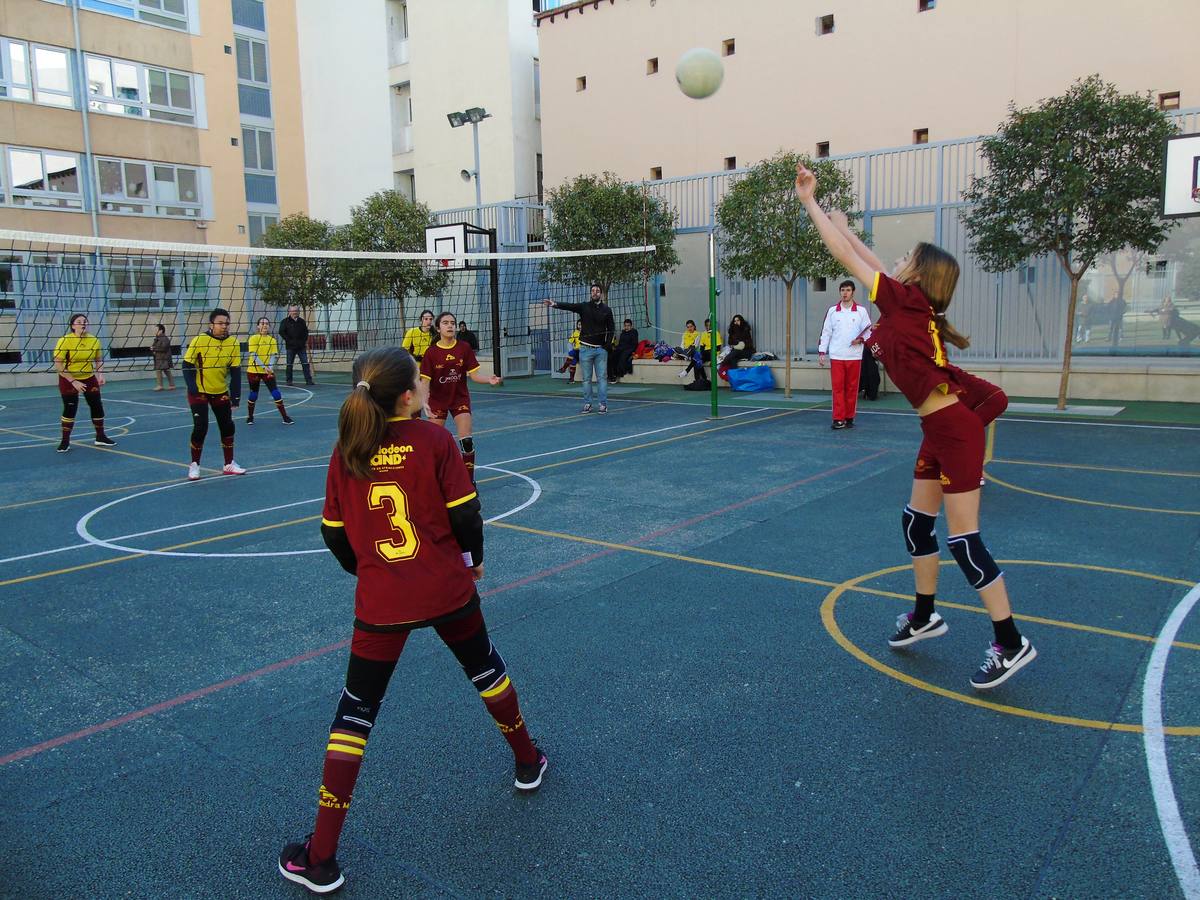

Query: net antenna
left=1161, top=132, right=1200, bottom=219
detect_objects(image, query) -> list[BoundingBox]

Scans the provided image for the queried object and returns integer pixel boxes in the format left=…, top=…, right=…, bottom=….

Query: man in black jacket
left=608, top=318, right=639, bottom=383
left=457, top=320, right=480, bottom=351
left=278, top=305, right=315, bottom=385
left=544, top=284, right=614, bottom=413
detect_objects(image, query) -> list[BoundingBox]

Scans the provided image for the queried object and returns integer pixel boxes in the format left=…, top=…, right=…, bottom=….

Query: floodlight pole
left=708, top=230, right=719, bottom=419
left=471, top=122, right=483, bottom=227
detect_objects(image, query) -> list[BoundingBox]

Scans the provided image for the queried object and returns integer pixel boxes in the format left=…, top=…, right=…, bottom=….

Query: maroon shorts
left=58, top=375, right=99, bottom=396
left=913, top=401, right=985, bottom=493
left=350, top=596, right=481, bottom=661
left=428, top=400, right=471, bottom=421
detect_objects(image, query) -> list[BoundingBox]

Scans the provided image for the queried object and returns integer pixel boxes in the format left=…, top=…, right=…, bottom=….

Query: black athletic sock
left=912, top=592, right=936, bottom=624
left=991, top=616, right=1022, bottom=651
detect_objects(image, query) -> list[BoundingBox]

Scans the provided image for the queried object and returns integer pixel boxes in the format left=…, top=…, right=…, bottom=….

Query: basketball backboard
left=424, top=222, right=470, bottom=269
left=1162, top=132, right=1200, bottom=219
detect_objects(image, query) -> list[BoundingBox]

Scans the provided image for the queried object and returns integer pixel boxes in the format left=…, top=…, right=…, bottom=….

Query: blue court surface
left=1, top=376, right=1198, bottom=899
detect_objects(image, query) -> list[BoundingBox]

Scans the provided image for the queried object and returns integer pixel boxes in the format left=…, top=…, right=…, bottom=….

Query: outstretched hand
left=794, top=164, right=817, bottom=202
left=541, top=298, right=555, bottom=308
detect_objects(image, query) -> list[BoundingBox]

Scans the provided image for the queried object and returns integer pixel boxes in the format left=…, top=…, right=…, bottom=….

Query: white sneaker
left=187, top=462, right=201, bottom=481
left=223, top=460, right=247, bottom=476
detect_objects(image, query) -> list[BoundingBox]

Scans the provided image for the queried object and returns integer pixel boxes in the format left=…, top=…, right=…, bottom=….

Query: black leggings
left=61, top=390, right=104, bottom=422
left=189, top=393, right=234, bottom=447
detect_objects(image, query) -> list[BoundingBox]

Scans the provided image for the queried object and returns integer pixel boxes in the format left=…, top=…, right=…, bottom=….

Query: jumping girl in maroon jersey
left=279, top=346, right=544, bottom=894
left=795, top=163, right=1035, bottom=690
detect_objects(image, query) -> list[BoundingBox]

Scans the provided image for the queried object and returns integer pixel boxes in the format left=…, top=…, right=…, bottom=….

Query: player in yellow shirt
left=182, top=307, right=246, bottom=480
left=555, top=327, right=581, bottom=382
left=53, top=313, right=115, bottom=452
left=401, top=309, right=435, bottom=363
left=245, top=317, right=294, bottom=426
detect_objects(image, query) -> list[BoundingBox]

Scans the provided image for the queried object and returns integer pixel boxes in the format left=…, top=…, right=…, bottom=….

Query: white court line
left=0, top=416, right=138, bottom=450
left=489, top=406, right=768, bottom=467
left=104, top=397, right=187, bottom=411
left=1142, top=581, right=1200, bottom=900
left=850, top=407, right=1200, bottom=431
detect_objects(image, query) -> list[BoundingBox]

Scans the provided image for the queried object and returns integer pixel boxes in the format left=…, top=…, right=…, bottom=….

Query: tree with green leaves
left=716, top=151, right=863, bottom=396
left=339, top=190, right=449, bottom=328
left=542, top=172, right=679, bottom=316
left=962, top=75, right=1177, bottom=408
left=256, top=213, right=344, bottom=311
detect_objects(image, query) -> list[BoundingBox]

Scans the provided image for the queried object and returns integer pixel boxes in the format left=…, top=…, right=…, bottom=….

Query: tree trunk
left=1057, top=274, right=1082, bottom=411
left=784, top=279, right=794, bottom=399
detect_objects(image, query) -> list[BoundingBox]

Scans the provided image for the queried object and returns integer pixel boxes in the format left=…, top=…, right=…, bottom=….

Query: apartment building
left=0, top=0, right=312, bottom=246
left=386, top=0, right=543, bottom=212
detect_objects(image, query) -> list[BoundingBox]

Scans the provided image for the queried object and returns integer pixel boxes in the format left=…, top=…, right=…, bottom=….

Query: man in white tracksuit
left=818, top=280, right=873, bottom=430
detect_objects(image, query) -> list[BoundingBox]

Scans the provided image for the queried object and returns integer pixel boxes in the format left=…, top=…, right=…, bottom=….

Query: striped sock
left=275, top=398, right=288, bottom=418
left=480, top=678, right=537, bottom=765
left=308, top=729, right=367, bottom=866
left=91, top=417, right=106, bottom=439
left=60, top=417, right=75, bottom=444
left=189, top=441, right=202, bottom=464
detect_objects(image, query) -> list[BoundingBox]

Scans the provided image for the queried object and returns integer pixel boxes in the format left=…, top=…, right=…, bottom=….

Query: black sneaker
left=970, top=637, right=1036, bottom=690
left=282, top=416, right=295, bottom=425
left=56, top=440, right=70, bottom=453
left=831, top=420, right=846, bottom=430
left=94, top=435, right=117, bottom=446
left=845, top=418, right=855, bottom=428
left=514, top=744, right=548, bottom=793
left=245, top=418, right=255, bottom=425
left=278, top=836, right=344, bottom=894
left=888, top=612, right=948, bottom=648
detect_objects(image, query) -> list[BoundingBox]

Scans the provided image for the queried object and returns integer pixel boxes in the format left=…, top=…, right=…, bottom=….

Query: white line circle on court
left=1142, top=581, right=1200, bottom=899
left=75, top=462, right=539, bottom=559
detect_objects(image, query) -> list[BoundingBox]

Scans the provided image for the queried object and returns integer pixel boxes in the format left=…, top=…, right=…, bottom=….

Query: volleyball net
left=0, top=229, right=657, bottom=376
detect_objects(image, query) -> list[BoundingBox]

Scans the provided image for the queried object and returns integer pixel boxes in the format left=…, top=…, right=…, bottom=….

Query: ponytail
left=336, top=346, right=419, bottom=479
left=934, top=313, right=970, bottom=350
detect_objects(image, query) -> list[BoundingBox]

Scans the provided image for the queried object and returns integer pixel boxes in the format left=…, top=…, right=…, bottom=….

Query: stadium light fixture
left=446, top=107, right=492, bottom=225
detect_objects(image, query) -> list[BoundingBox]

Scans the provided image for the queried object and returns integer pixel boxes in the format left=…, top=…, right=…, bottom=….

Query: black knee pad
left=459, top=436, right=475, bottom=455
left=332, top=686, right=383, bottom=734
left=449, top=627, right=508, bottom=697
left=902, top=505, right=939, bottom=557
left=947, top=531, right=1003, bottom=590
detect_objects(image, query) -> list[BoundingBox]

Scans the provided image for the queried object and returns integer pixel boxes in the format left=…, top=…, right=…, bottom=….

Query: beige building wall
left=536, top=0, right=1200, bottom=188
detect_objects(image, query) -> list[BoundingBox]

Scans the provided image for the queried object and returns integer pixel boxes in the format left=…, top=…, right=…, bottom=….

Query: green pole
left=708, top=230, right=719, bottom=419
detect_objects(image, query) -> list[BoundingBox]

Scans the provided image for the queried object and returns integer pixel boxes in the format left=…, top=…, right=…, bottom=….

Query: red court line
left=1, top=450, right=887, bottom=767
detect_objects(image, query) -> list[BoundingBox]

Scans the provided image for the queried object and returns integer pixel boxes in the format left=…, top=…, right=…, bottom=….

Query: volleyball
left=675, top=48, right=724, bottom=100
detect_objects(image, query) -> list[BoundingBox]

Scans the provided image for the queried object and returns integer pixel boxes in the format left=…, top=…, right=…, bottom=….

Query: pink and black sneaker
left=278, top=835, right=344, bottom=894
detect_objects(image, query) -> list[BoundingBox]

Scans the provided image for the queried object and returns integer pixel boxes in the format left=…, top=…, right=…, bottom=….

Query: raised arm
left=795, top=165, right=876, bottom=288
left=829, top=208, right=887, bottom=274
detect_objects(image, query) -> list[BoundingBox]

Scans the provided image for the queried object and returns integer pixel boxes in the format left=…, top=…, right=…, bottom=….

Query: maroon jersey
left=420, top=340, right=479, bottom=411
left=322, top=417, right=478, bottom=626
left=866, top=272, right=964, bottom=408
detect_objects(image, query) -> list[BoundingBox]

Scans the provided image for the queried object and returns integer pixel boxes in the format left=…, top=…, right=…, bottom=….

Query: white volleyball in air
left=675, top=48, right=724, bottom=100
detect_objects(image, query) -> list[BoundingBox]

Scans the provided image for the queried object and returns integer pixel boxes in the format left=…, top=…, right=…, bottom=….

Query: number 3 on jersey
left=368, top=482, right=420, bottom=562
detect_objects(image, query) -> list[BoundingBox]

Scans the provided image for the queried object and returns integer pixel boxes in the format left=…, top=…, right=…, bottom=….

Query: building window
left=918, top=0, right=936, bottom=10
left=236, top=36, right=270, bottom=85
left=536, top=152, right=543, bottom=204
left=646, top=57, right=658, bottom=75
left=232, top=0, right=266, bottom=32
left=248, top=213, right=278, bottom=247
left=79, top=0, right=191, bottom=32
left=1158, top=91, right=1180, bottom=111
left=242, top=127, right=275, bottom=173
left=913, top=128, right=929, bottom=144
left=85, top=55, right=199, bottom=125
left=813, top=277, right=827, bottom=292
left=96, top=156, right=202, bottom=218
left=817, top=14, right=835, bottom=35
left=533, top=58, right=541, bottom=119
left=722, top=39, right=735, bottom=56
left=0, top=39, right=74, bottom=108
left=1017, top=265, right=1036, bottom=286
left=650, top=166, right=662, bottom=181
left=724, top=156, right=736, bottom=170
left=575, top=75, right=586, bottom=92
left=816, top=141, right=830, bottom=158
left=5, top=147, right=83, bottom=209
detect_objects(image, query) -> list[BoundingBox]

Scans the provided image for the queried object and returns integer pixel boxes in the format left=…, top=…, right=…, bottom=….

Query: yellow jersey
left=183, top=332, right=242, bottom=394
left=402, top=326, right=434, bottom=359
left=54, top=333, right=102, bottom=378
left=699, top=329, right=722, bottom=350
left=247, top=334, right=279, bottom=374
left=568, top=329, right=580, bottom=350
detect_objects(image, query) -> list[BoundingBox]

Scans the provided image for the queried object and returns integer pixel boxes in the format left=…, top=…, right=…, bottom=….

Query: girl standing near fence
left=53, top=314, right=115, bottom=452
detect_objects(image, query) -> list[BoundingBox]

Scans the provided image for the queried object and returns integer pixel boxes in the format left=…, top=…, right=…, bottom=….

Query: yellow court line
left=990, top=458, right=1200, bottom=478
left=490, top=522, right=1200, bottom=651
left=984, top=420, right=996, bottom=464
left=983, top=471, right=1200, bottom=517
left=0, top=514, right=318, bottom=588
left=0, top=425, right=209, bottom=472
left=0, top=475, right=185, bottom=512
